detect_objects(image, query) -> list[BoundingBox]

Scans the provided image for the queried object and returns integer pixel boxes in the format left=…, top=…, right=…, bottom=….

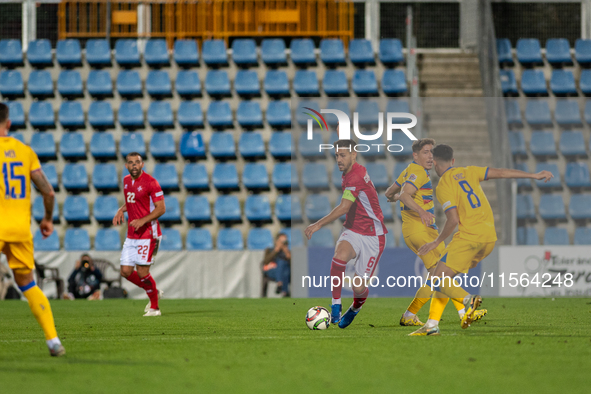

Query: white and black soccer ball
left=306, top=306, right=330, bottom=330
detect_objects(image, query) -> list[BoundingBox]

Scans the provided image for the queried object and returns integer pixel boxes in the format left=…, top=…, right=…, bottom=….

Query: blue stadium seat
left=180, top=131, right=205, bottom=160
left=6, top=102, right=25, bottom=129
left=160, top=229, right=182, bottom=251
left=205, top=70, right=231, bottom=97
left=176, top=70, right=202, bottom=98
left=525, top=100, right=552, bottom=127
left=148, top=101, right=174, bottom=129
left=516, top=38, right=543, bottom=65
left=41, top=163, right=59, bottom=190
left=239, top=132, right=265, bottom=160
left=266, top=100, right=291, bottom=128
left=555, top=100, right=582, bottom=126
left=305, top=194, right=331, bottom=221
left=366, top=162, right=389, bottom=189
left=303, top=163, right=329, bottom=191
left=64, top=229, right=90, bottom=251
left=95, top=228, right=122, bottom=251
left=232, top=39, right=258, bottom=67
left=298, top=132, right=325, bottom=159
left=27, top=39, right=52, bottom=67
left=530, top=131, right=557, bottom=158
left=296, top=100, right=320, bottom=126
left=521, top=70, right=547, bottom=96
left=349, top=39, right=375, bottom=66
left=516, top=194, right=536, bottom=221
left=210, top=132, right=236, bottom=160
left=62, top=163, right=89, bottom=193
left=57, top=70, right=83, bottom=98
left=539, top=194, right=566, bottom=221
left=320, top=39, right=346, bottom=67
left=145, top=39, right=169, bottom=67
left=28, top=70, right=54, bottom=98
left=570, top=194, right=591, bottom=221
left=30, top=133, right=56, bottom=161
left=86, top=39, right=111, bottom=67
left=56, top=39, right=82, bottom=67
left=273, top=163, right=294, bottom=191
left=207, top=101, right=233, bottom=129
left=393, top=161, right=411, bottom=183
left=322, top=70, right=348, bottom=97
left=543, top=227, right=569, bottom=245
left=60, top=132, right=86, bottom=161
left=119, top=132, right=146, bottom=158
left=153, top=163, right=180, bottom=192
left=242, top=163, right=269, bottom=191
left=235, top=70, right=260, bottom=97
left=182, top=163, right=209, bottom=192
left=325, top=100, right=351, bottom=127
left=382, top=69, right=407, bottom=96
left=294, top=70, right=320, bottom=96
left=500, top=70, right=518, bottom=96
left=290, top=38, right=316, bottom=67
left=308, top=228, right=334, bottom=247
left=517, top=226, right=539, bottom=245
left=261, top=39, right=287, bottom=67
left=353, top=70, right=379, bottom=96
left=505, top=99, right=523, bottom=127
left=386, top=99, right=410, bottom=115
left=178, top=101, right=204, bottom=129
left=87, top=70, right=113, bottom=98
left=63, top=195, right=90, bottom=224
left=560, top=130, right=587, bottom=158
left=0, top=39, right=23, bottom=67
left=237, top=101, right=263, bottom=129
left=264, top=70, right=290, bottom=97
left=146, top=70, right=172, bottom=97
left=88, top=101, right=114, bottom=129
left=574, top=227, right=591, bottom=245
left=118, top=101, right=144, bottom=130
left=514, top=162, right=532, bottom=190
left=355, top=100, right=380, bottom=128
left=184, top=195, right=212, bottom=224
left=580, top=70, right=591, bottom=96
left=186, top=229, right=213, bottom=250
left=150, top=132, right=176, bottom=161
left=159, top=196, right=182, bottom=225
left=575, top=39, right=591, bottom=66
left=379, top=38, right=404, bottom=66
left=33, top=195, right=59, bottom=223
left=550, top=70, right=576, bottom=96
left=213, top=163, right=239, bottom=192
left=269, top=132, right=292, bottom=159
left=29, top=101, right=55, bottom=129
left=116, top=70, right=142, bottom=98
left=247, top=228, right=274, bottom=250
left=245, top=195, right=272, bottom=224
left=94, top=195, right=119, bottom=225
left=34, top=230, right=59, bottom=251
left=496, top=38, right=513, bottom=65
left=390, top=131, right=413, bottom=159
left=58, top=101, right=85, bottom=130
left=534, top=163, right=561, bottom=190
left=202, top=39, right=228, bottom=67
left=8, top=132, right=24, bottom=144
left=174, top=40, right=199, bottom=67
left=0, top=70, right=24, bottom=98
left=545, top=38, right=572, bottom=65
left=275, top=195, right=302, bottom=223
left=377, top=195, right=393, bottom=222
left=565, top=162, right=591, bottom=189
left=215, top=195, right=241, bottom=224
left=217, top=228, right=243, bottom=250
left=115, top=39, right=140, bottom=67
left=332, top=163, right=342, bottom=188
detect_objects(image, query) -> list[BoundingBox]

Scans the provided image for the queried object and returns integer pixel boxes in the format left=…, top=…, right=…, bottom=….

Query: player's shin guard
left=428, top=292, right=449, bottom=323
left=407, top=284, right=432, bottom=314
left=330, top=258, right=347, bottom=302
left=125, top=270, right=144, bottom=287
left=352, top=287, right=369, bottom=310
left=140, top=274, right=159, bottom=309
left=20, top=281, right=58, bottom=340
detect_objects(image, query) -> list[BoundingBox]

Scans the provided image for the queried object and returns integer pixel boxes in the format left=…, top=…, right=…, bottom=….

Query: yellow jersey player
left=410, top=144, right=553, bottom=336
left=0, top=103, right=65, bottom=356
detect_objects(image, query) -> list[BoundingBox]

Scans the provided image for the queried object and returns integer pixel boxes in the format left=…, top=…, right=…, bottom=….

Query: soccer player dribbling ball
left=113, top=152, right=166, bottom=316
left=305, top=139, right=388, bottom=328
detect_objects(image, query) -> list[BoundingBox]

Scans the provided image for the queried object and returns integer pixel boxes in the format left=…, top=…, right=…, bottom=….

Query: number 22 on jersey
left=127, top=192, right=136, bottom=203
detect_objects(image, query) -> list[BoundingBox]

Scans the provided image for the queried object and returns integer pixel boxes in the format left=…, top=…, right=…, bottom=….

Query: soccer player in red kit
left=113, top=152, right=166, bottom=316
left=305, top=139, right=387, bottom=328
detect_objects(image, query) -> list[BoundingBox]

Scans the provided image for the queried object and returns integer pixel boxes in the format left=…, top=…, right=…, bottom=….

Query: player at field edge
left=410, top=144, right=553, bottom=336
left=384, top=138, right=487, bottom=327
left=0, top=103, right=65, bottom=356
left=305, top=139, right=388, bottom=328
left=113, top=153, right=165, bottom=316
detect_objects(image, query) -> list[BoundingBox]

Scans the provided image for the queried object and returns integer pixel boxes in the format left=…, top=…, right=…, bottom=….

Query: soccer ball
left=306, top=306, right=330, bottom=330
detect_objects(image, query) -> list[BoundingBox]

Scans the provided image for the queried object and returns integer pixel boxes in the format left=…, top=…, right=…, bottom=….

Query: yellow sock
left=21, top=284, right=58, bottom=340
left=407, top=284, right=432, bottom=314
left=428, top=292, right=449, bottom=322
left=452, top=298, right=465, bottom=312
left=438, top=276, right=470, bottom=300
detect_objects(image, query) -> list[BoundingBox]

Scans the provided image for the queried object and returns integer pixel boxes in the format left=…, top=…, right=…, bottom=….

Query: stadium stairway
left=418, top=54, right=483, bottom=97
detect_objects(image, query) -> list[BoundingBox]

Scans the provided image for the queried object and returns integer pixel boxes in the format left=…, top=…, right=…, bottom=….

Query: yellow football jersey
left=0, top=137, right=41, bottom=242
left=436, top=166, right=497, bottom=243
left=395, top=161, right=437, bottom=236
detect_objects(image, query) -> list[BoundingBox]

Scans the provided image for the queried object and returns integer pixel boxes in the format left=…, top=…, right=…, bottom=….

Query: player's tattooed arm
left=486, top=168, right=554, bottom=182
left=304, top=198, right=353, bottom=239
left=31, top=169, right=55, bottom=238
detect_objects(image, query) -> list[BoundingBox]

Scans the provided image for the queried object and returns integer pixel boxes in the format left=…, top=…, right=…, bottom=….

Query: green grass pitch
left=1, top=297, right=590, bottom=393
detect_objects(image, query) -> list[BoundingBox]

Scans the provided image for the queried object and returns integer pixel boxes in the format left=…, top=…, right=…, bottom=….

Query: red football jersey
left=341, top=162, right=387, bottom=236
left=123, top=171, right=164, bottom=239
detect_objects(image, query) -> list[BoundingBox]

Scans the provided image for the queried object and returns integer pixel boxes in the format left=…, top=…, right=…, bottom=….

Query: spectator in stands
left=65, top=254, right=102, bottom=300
left=262, top=233, right=291, bottom=297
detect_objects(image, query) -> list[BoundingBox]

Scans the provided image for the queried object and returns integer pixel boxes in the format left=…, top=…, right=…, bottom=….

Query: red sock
left=330, top=258, right=347, bottom=301
left=353, top=287, right=369, bottom=309
left=140, top=274, right=159, bottom=310
left=125, top=270, right=143, bottom=287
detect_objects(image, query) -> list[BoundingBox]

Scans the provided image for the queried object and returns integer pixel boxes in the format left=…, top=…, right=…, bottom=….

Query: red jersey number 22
left=127, top=193, right=135, bottom=203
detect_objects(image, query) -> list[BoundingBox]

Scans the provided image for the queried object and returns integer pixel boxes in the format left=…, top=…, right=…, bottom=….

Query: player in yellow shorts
left=410, top=144, right=553, bottom=336
left=0, top=103, right=65, bottom=356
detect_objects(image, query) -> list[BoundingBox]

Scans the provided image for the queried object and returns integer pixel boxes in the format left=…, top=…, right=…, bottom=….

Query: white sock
left=403, top=310, right=416, bottom=319
left=332, top=298, right=341, bottom=305
left=426, top=319, right=439, bottom=328
left=457, top=308, right=466, bottom=318
left=351, top=305, right=361, bottom=312
left=46, top=337, right=61, bottom=348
